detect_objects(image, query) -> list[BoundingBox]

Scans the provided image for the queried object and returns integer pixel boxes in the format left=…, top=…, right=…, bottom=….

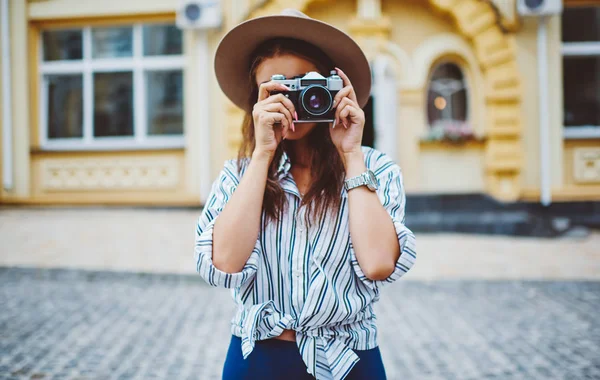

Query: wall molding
left=39, top=157, right=180, bottom=191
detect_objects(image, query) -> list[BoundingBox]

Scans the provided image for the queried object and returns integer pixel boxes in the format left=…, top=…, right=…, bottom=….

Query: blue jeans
left=222, top=335, right=387, bottom=380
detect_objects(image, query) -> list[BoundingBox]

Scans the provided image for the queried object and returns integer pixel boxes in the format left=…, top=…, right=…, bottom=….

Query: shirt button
left=293, top=270, right=302, bottom=277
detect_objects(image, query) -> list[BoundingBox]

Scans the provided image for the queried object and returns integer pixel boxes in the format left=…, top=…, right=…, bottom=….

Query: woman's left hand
left=330, top=67, right=365, bottom=161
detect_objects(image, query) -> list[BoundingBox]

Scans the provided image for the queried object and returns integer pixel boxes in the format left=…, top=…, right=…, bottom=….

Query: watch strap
left=345, top=171, right=377, bottom=191
left=344, top=174, right=367, bottom=190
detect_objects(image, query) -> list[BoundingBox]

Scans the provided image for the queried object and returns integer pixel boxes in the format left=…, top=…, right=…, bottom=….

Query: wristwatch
left=344, top=170, right=379, bottom=191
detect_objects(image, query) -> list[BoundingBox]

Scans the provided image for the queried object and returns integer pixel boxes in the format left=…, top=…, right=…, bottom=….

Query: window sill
left=33, top=137, right=186, bottom=153
left=563, top=127, right=600, bottom=139
left=419, top=138, right=486, bottom=149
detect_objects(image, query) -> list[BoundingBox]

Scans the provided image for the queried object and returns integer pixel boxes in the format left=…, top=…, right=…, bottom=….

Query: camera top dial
left=270, top=74, right=286, bottom=81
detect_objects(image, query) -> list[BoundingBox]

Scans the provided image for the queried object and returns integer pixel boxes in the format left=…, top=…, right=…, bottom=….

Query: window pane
left=563, top=56, right=600, bottom=127
left=42, top=30, right=82, bottom=61
left=427, top=63, right=468, bottom=125
left=143, top=24, right=183, bottom=56
left=562, top=7, right=600, bottom=42
left=92, top=27, right=133, bottom=58
left=47, top=75, right=83, bottom=138
left=94, top=72, right=134, bottom=137
left=146, top=70, right=184, bottom=135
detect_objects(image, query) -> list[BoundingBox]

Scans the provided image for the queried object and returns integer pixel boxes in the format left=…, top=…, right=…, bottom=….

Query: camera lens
left=300, top=85, right=332, bottom=116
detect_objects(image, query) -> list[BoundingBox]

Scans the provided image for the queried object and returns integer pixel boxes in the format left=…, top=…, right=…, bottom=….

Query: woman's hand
left=252, top=82, right=296, bottom=159
left=330, top=67, right=365, bottom=162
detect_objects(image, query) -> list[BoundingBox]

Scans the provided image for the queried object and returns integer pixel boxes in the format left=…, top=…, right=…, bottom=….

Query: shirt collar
left=277, top=150, right=292, bottom=178
left=276, top=150, right=349, bottom=198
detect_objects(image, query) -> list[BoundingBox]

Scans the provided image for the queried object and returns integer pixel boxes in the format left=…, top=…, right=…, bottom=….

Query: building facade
left=0, top=0, right=598, bottom=206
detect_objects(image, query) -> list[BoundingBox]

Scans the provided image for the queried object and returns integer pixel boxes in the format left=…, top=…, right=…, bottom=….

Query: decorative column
left=348, top=0, right=391, bottom=61
left=226, top=101, right=245, bottom=159
left=397, top=88, right=427, bottom=192
left=8, top=0, right=30, bottom=198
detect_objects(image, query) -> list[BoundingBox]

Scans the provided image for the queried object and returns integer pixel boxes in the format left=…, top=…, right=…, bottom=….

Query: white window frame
left=39, top=24, right=186, bottom=151
left=561, top=12, right=600, bottom=139
left=427, top=60, right=470, bottom=126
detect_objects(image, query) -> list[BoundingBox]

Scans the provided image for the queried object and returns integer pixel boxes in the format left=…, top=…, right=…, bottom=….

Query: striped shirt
left=195, top=146, right=416, bottom=380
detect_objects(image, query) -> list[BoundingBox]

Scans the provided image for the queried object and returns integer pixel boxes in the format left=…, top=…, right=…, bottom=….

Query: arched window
left=427, top=62, right=468, bottom=126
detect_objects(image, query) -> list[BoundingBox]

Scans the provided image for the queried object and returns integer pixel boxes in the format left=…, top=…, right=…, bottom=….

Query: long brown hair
left=237, top=38, right=345, bottom=225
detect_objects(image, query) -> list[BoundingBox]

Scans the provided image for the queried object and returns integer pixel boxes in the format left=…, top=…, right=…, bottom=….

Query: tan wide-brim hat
left=214, top=8, right=372, bottom=112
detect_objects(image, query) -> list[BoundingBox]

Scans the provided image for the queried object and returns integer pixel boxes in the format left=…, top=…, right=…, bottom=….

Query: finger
left=262, top=93, right=295, bottom=111
left=335, top=97, right=353, bottom=125
left=332, top=85, right=355, bottom=109
left=338, top=104, right=350, bottom=128
left=281, top=118, right=291, bottom=140
left=335, top=103, right=349, bottom=129
left=257, top=82, right=290, bottom=102
left=340, top=104, right=360, bottom=121
left=270, top=112, right=290, bottom=142
left=335, top=67, right=358, bottom=103
left=258, top=111, right=286, bottom=128
left=337, top=101, right=360, bottom=129
left=261, top=94, right=296, bottom=130
left=341, top=105, right=360, bottom=129
left=262, top=103, right=293, bottom=131
left=253, top=106, right=288, bottom=131
left=340, top=104, right=353, bottom=120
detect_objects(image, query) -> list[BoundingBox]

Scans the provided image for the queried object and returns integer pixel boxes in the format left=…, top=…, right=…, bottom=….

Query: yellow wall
left=516, top=12, right=600, bottom=201
left=418, top=142, right=486, bottom=193
left=303, top=0, right=488, bottom=194
left=385, top=0, right=476, bottom=193
left=305, top=0, right=355, bottom=33
left=383, top=0, right=456, bottom=56
left=7, top=0, right=31, bottom=199
left=2, top=0, right=221, bottom=205
left=3, top=0, right=596, bottom=205
left=207, top=29, right=235, bottom=176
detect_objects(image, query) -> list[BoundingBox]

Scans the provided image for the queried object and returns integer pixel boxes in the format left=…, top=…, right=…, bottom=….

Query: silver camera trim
left=269, top=71, right=343, bottom=121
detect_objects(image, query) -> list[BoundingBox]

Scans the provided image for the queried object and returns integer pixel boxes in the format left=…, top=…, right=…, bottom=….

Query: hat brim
left=214, top=14, right=372, bottom=112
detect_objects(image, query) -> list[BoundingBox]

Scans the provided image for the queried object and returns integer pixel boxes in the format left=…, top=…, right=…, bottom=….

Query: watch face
left=367, top=170, right=378, bottom=191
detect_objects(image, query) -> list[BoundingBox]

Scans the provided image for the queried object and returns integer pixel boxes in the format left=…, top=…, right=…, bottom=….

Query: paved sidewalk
left=2, top=208, right=599, bottom=379
left=1, top=207, right=599, bottom=279
left=1, top=268, right=599, bottom=380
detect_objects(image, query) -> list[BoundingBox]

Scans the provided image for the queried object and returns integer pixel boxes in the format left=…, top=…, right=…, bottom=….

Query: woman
left=195, top=9, right=416, bottom=380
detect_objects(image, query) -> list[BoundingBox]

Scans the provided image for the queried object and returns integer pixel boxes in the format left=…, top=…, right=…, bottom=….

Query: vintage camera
left=270, top=70, right=343, bottom=123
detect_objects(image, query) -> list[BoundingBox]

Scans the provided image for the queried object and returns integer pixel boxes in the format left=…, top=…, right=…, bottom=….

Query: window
left=562, top=6, right=600, bottom=139
left=39, top=23, right=184, bottom=150
left=426, top=62, right=473, bottom=143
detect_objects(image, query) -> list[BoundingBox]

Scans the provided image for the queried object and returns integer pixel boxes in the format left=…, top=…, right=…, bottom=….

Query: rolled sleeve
left=194, top=159, right=260, bottom=288
left=351, top=155, right=417, bottom=292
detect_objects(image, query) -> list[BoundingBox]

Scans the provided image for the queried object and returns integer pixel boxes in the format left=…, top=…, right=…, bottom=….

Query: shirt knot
left=240, top=301, right=360, bottom=380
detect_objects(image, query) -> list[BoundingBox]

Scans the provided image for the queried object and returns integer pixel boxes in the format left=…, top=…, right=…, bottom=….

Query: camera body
left=270, top=71, right=343, bottom=123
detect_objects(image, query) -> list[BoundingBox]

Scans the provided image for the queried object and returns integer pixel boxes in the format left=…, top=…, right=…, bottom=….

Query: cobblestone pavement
left=1, top=207, right=599, bottom=280
left=1, top=268, right=599, bottom=380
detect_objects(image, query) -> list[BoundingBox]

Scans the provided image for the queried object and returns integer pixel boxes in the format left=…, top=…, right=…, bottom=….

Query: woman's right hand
left=252, top=82, right=296, bottom=158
